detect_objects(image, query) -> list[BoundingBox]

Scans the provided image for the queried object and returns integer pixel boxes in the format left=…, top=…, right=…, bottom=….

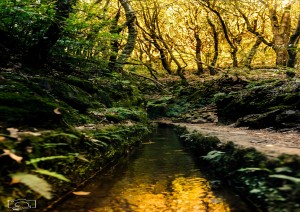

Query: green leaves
left=238, top=167, right=271, bottom=173
left=269, top=174, right=300, bottom=184
left=202, top=150, right=225, bottom=162
left=33, top=169, right=70, bottom=182
left=11, top=173, right=52, bottom=200
left=26, top=155, right=72, bottom=165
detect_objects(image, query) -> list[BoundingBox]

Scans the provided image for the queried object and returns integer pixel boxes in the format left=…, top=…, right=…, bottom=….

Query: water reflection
left=53, top=127, right=249, bottom=212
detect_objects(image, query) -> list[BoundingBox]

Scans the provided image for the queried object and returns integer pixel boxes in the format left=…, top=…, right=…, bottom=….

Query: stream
left=51, top=127, right=252, bottom=211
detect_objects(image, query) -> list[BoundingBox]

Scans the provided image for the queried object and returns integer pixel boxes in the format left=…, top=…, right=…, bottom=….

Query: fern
left=11, top=173, right=52, bottom=199
left=26, top=155, right=73, bottom=165
left=238, top=167, right=271, bottom=173
left=33, top=169, right=70, bottom=182
left=202, top=150, right=225, bottom=162
left=50, top=132, right=79, bottom=139
left=43, top=143, right=69, bottom=148
left=269, top=174, right=300, bottom=184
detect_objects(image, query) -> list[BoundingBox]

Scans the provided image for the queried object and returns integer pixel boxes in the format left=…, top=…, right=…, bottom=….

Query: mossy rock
left=64, top=76, right=99, bottom=93
left=216, top=79, right=300, bottom=124
left=105, top=107, right=147, bottom=123
left=235, top=109, right=282, bottom=129
left=0, top=92, right=62, bottom=127
left=236, top=109, right=300, bottom=130
left=63, top=76, right=112, bottom=107
left=147, top=102, right=168, bottom=118
left=48, top=80, right=104, bottom=112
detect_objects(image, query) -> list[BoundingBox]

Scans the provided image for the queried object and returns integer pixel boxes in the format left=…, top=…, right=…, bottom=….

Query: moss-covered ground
left=0, top=67, right=151, bottom=210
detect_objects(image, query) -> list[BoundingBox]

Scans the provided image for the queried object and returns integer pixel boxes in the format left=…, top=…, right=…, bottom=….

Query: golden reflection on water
left=56, top=128, right=241, bottom=212
left=92, top=176, right=230, bottom=212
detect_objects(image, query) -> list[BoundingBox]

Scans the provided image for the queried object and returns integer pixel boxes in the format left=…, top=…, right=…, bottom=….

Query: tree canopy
left=0, top=0, right=299, bottom=75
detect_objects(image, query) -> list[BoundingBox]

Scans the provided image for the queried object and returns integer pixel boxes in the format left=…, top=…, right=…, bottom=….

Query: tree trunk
left=269, top=5, right=291, bottom=66
left=207, top=18, right=218, bottom=75
left=205, top=4, right=238, bottom=67
left=25, top=0, right=75, bottom=65
left=160, top=37, right=186, bottom=81
left=137, top=24, right=172, bottom=74
left=151, top=37, right=172, bottom=74
left=194, top=30, right=204, bottom=75
left=245, top=37, right=262, bottom=68
left=287, top=14, right=300, bottom=68
left=116, top=0, right=137, bottom=71
left=108, top=9, right=122, bottom=70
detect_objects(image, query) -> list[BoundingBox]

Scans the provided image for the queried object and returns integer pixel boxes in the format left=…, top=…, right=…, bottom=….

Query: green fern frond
left=33, top=169, right=70, bottom=182
left=26, top=155, right=73, bottom=165
left=11, top=173, right=52, bottom=199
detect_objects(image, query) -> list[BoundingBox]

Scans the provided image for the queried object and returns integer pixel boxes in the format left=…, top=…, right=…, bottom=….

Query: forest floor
left=146, top=70, right=300, bottom=159
left=157, top=119, right=300, bottom=158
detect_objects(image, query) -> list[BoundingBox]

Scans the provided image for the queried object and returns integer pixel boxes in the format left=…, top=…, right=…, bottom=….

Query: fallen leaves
left=6, top=128, right=19, bottom=139
left=2, top=149, right=23, bottom=163
left=5, top=127, right=42, bottom=140
left=53, top=108, right=61, bottom=115
left=73, top=191, right=91, bottom=196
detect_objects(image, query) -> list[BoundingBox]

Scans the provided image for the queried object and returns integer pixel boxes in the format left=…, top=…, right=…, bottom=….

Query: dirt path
left=157, top=120, right=300, bottom=158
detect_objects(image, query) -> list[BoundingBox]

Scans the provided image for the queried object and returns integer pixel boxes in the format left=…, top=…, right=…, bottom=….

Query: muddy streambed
left=50, top=127, right=252, bottom=211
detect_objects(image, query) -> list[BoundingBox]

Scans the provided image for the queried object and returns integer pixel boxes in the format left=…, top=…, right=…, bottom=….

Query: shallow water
left=52, top=127, right=252, bottom=211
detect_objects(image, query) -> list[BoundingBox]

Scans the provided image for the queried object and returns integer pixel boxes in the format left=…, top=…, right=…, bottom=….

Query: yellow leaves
left=73, top=191, right=91, bottom=196
left=2, top=149, right=23, bottom=163
left=0, top=136, right=6, bottom=142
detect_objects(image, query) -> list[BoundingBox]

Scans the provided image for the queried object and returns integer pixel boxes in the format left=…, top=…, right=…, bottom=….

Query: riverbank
left=146, top=74, right=300, bottom=212
left=0, top=68, right=151, bottom=211
left=157, top=120, right=300, bottom=158
left=155, top=121, right=300, bottom=212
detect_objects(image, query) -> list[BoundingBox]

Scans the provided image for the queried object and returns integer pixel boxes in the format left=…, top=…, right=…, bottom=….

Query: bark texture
left=116, top=0, right=138, bottom=71
left=194, top=29, right=204, bottom=75
left=207, top=5, right=238, bottom=67
left=207, top=18, right=218, bottom=75
left=269, top=5, right=291, bottom=66
left=287, top=15, right=300, bottom=68
left=245, top=38, right=262, bottom=68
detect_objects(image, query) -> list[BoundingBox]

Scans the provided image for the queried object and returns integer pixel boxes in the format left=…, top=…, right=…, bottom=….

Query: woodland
left=0, top=0, right=300, bottom=211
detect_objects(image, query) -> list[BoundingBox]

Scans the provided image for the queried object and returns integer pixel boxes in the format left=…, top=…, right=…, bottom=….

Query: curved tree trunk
left=159, top=38, right=186, bottom=81
left=116, top=0, right=138, bottom=71
left=137, top=24, right=172, bottom=75
left=205, top=4, right=238, bottom=67
left=269, top=5, right=291, bottom=66
left=25, top=0, right=76, bottom=65
left=108, top=9, right=122, bottom=70
left=207, top=18, right=218, bottom=75
left=287, top=14, right=300, bottom=68
left=245, top=37, right=262, bottom=68
left=194, top=30, right=204, bottom=75
left=151, top=37, right=172, bottom=74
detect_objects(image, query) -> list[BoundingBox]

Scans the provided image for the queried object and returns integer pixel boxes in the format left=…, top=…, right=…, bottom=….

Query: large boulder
left=235, top=109, right=300, bottom=130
